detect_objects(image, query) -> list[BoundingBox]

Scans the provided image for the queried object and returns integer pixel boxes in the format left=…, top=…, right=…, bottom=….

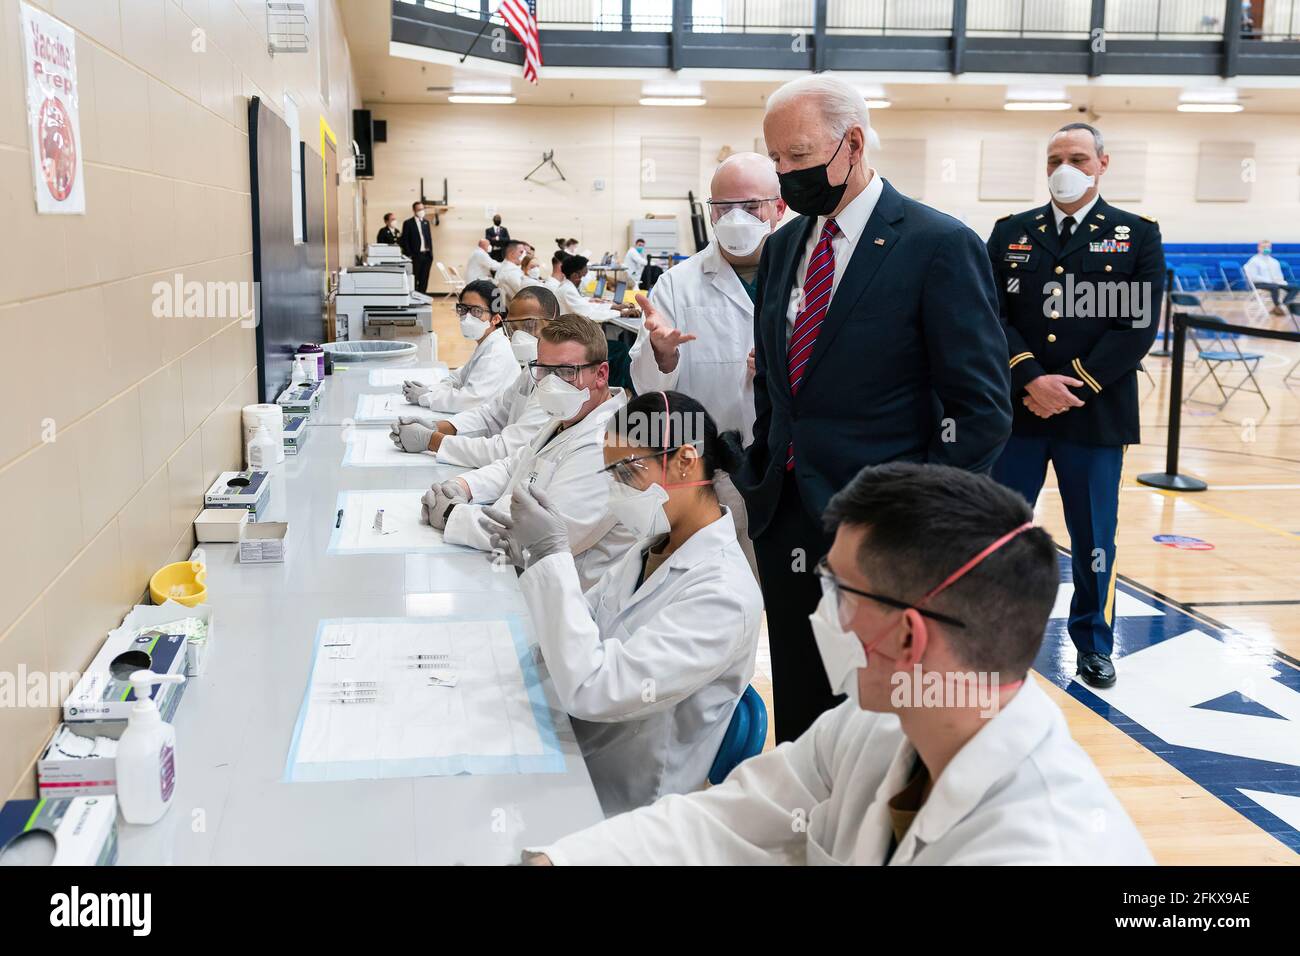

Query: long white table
left=116, top=341, right=604, bottom=864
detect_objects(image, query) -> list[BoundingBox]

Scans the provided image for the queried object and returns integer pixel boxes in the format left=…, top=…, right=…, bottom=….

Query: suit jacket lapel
left=1061, top=196, right=1112, bottom=258
left=799, top=179, right=905, bottom=387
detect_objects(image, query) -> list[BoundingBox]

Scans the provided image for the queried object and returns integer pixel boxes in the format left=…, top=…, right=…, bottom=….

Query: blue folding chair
left=1174, top=265, right=1210, bottom=293
left=1185, top=314, right=1270, bottom=411
left=708, top=686, right=768, bottom=785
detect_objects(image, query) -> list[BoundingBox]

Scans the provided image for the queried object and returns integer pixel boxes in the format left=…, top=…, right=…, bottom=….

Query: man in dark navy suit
left=400, top=201, right=434, bottom=293
left=737, top=75, right=1012, bottom=743
left=987, top=123, right=1164, bottom=689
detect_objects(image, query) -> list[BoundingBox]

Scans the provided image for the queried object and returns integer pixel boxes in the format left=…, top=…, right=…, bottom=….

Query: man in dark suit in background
left=400, top=201, right=434, bottom=293
left=486, top=214, right=510, bottom=261
left=738, top=74, right=1012, bottom=743
left=376, top=212, right=400, bottom=245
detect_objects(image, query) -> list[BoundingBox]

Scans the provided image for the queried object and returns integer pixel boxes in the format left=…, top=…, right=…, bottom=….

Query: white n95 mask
left=527, top=266, right=542, bottom=279
left=510, top=330, right=539, bottom=364
left=712, top=208, right=771, bottom=257
left=460, top=315, right=490, bottom=340
left=606, top=480, right=671, bottom=540
left=810, top=592, right=867, bottom=703
left=1048, top=164, right=1095, bottom=203
left=535, top=373, right=588, bottom=419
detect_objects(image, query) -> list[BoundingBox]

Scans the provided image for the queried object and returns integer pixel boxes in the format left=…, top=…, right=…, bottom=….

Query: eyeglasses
left=599, top=445, right=697, bottom=486
left=502, top=316, right=545, bottom=335
left=455, top=303, right=494, bottom=320
left=528, top=361, right=599, bottom=384
left=813, top=557, right=967, bottom=629
left=706, top=198, right=780, bottom=217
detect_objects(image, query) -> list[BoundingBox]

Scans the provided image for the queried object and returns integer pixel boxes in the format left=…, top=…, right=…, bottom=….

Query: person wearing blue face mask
left=482, top=390, right=760, bottom=817
left=1244, top=240, right=1298, bottom=315
left=518, top=463, right=1151, bottom=866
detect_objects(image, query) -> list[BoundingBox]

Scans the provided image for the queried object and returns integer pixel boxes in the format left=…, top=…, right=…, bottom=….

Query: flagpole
left=459, top=12, right=495, bottom=63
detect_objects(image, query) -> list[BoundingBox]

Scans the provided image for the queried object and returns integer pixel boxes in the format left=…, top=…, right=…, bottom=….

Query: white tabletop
left=116, top=339, right=604, bottom=865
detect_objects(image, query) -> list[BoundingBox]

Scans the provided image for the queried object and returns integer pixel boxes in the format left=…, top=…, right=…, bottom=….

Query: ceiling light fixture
left=447, top=94, right=517, bottom=105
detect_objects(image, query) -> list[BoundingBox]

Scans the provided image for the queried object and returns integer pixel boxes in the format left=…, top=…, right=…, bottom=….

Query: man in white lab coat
left=622, top=237, right=648, bottom=287
left=630, top=152, right=786, bottom=573
left=464, top=238, right=498, bottom=284
left=494, top=240, right=530, bottom=304
left=525, top=462, right=1153, bottom=865
left=424, top=315, right=637, bottom=590
left=389, top=287, right=558, bottom=467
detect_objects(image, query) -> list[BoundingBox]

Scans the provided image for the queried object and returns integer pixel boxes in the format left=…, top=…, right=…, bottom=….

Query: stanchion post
left=1138, top=312, right=1207, bottom=491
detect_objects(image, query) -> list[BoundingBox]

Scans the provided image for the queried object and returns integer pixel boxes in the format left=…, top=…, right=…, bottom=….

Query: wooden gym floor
left=425, top=289, right=1300, bottom=865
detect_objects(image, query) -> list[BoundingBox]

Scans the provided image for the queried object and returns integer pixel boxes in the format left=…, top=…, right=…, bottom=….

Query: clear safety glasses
left=527, top=361, right=599, bottom=384
left=706, top=197, right=780, bottom=220
left=813, top=557, right=967, bottom=630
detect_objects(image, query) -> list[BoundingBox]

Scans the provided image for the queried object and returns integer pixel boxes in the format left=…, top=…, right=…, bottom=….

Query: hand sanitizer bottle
left=116, top=669, right=186, bottom=825
left=246, top=421, right=276, bottom=471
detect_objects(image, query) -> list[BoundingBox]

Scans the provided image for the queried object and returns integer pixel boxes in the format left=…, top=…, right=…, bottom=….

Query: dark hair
left=1054, top=122, right=1104, bottom=155
left=384, top=212, right=394, bottom=222
left=504, top=239, right=526, bottom=256
left=823, top=462, right=1058, bottom=677
left=460, top=279, right=505, bottom=319
left=609, top=391, right=745, bottom=496
left=563, top=256, right=589, bottom=279
left=552, top=250, right=570, bottom=267
left=493, top=214, right=502, bottom=224
left=411, top=201, right=423, bottom=211
left=541, top=314, right=608, bottom=363
left=511, top=284, right=559, bottom=319
left=634, top=237, right=645, bottom=244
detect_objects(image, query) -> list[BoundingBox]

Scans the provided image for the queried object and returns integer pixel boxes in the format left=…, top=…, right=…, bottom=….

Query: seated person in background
left=484, top=391, right=760, bottom=817
left=520, top=253, right=544, bottom=286
left=464, top=238, right=498, bottom=283
left=401, top=279, right=518, bottom=413
left=558, top=256, right=640, bottom=321
left=1243, top=240, right=1297, bottom=315
left=390, top=286, right=558, bottom=468
left=376, top=213, right=400, bottom=245
left=522, top=462, right=1153, bottom=865
left=622, top=237, right=648, bottom=287
left=544, top=251, right=569, bottom=291
left=423, top=315, right=637, bottom=590
left=495, top=240, right=529, bottom=303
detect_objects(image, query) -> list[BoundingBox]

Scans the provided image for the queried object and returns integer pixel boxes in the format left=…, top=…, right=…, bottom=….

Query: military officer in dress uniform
left=986, top=122, right=1165, bottom=689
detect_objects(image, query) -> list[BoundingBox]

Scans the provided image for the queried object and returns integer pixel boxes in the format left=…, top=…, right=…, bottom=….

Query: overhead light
left=1177, top=102, right=1243, bottom=113
left=1004, top=101, right=1073, bottom=111
left=865, top=99, right=891, bottom=109
left=639, top=97, right=707, bottom=107
left=447, top=94, right=516, bottom=105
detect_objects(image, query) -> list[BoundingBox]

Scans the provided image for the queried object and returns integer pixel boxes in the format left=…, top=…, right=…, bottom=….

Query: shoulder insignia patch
left=1141, top=214, right=1157, bottom=223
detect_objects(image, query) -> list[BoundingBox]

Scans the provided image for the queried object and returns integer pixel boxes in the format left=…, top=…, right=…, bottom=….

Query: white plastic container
left=242, top=403, right=284, bottom=464
left=115, top=670, right=186, bottom=825
left=246, top=422, right=277, bottom=471
left=291, top=353, right=313, bottom=384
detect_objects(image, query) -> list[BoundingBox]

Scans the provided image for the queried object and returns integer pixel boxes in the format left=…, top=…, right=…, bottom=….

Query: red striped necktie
left=786, top=218, right=839, bottom=470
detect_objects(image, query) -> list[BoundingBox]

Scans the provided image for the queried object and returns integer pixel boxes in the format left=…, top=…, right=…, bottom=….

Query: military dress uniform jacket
left=987, top=197, right=1165, bottom=447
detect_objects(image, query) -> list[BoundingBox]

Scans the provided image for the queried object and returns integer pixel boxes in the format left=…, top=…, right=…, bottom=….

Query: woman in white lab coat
left=484, top=391, right=762, bottom=816
left=401, top=279, right=518, bottom=413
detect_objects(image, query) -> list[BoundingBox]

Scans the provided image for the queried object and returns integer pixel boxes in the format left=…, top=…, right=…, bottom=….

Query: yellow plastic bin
left=149, top=561, right=208, bottom=607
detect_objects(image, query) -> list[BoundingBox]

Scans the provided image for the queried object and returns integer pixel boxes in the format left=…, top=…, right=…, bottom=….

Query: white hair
left=766, top=74, right=872, bottom=144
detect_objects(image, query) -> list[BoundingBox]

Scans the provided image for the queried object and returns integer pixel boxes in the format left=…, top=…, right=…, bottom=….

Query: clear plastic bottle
left=116, top=670, right=186, bottom=825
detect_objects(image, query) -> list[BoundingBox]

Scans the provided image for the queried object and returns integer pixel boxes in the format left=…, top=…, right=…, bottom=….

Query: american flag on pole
left=496, top=0, right=542, bottom=85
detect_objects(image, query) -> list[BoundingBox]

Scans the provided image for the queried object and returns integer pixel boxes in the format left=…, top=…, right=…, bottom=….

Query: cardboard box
left=0, top=796, right=117, bottom=865
left=117, top=601, right=213, bottom=678
left=240, top=521, right=288, bottom=563
left=204, top=470, right=271, bottom=520
left=63, top=621, right=189, bottom=735
left=37, top=725, right=117, bottom=797
left=282, top=414, right=309, bottom=455
left=195, top=507, right=249, bottom=542
left=276, top=380, right=322, bottom=416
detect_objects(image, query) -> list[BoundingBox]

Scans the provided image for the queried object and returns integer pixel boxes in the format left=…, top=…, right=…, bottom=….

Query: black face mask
left=777, top=134, right=853, bottom=217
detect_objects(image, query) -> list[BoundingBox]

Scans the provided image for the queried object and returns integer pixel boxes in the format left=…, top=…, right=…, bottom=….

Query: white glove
left=420, top=479, right=470, bottom=529
left=389, top=416, right=435, bottom=453
left=403, top=380, right=432, bottom=405
left=481, top=483, right=569, bottom=570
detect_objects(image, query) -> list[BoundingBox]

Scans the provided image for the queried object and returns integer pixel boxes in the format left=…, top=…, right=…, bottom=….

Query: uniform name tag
left=1003, top=252, right=1031, bottom=263
left=1089, top=239, right=1130, bottom=253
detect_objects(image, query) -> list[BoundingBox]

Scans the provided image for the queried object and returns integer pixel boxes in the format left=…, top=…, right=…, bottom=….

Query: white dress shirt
left=1050, top=194, right=1099, bottom=234
left=791, top=168, right=884, bottom=327
left=1244, top=252, right=1285, bottom=286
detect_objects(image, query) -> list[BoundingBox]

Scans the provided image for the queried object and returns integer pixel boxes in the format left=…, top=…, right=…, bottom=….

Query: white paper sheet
left=367, top=366, right=447, bottom=387
left=285, top=617, right=565, bottom=781
left=342, top=428, right=443, bottom=467
left=329, top=490, right=471, bottom=554
left=354, top=392, right=413, bottom=423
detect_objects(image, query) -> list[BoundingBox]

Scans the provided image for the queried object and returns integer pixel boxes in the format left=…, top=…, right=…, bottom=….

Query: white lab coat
left=557, top=279, right=617, bottom=322
left=495, top=260, right=527, bottom=302
left=622, top=245, right=648, bottom=285
left=416, top=328, right=518, bottom=413
left=437, top=367, right=551, bottom=468
left=629, top=242, right=757, bottom=443
left=1244, top=253, right=1284, bottom=286
left=533, top=678, right=1153, bottom=865
left=464, top=246, right=498, bottom=284
left=442, top=389, right=638, bottom=590
left=518, top=508, right=760, bottom=816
